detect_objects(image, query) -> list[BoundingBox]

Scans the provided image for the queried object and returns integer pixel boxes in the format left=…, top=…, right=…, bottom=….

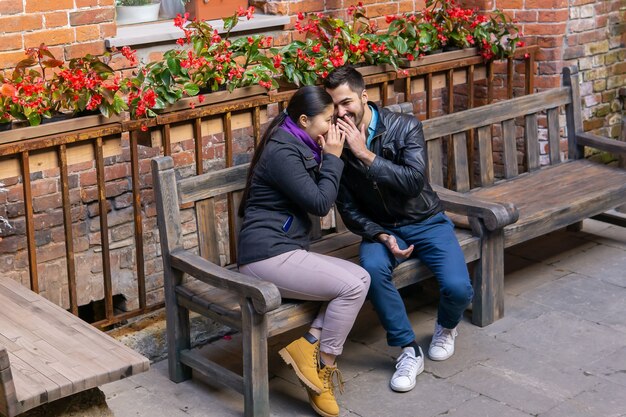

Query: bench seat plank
left=470, top=160, right=626, bottom=247
left=0, top=276, right=149, bottom=417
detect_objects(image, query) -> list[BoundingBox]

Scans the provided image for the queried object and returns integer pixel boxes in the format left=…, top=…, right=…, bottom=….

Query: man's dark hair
left=323, top=66, right=365, bottom=94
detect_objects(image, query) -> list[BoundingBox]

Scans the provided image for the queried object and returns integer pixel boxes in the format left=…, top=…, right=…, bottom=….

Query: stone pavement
left=103, top=219, right=626, bottom=417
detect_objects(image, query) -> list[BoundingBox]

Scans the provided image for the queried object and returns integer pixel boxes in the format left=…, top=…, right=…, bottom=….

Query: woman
left=238, top=86, right=370, bottom=417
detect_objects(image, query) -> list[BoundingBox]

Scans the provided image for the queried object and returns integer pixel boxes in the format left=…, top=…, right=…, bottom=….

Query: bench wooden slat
left=427, top=138, right=444, bottom=186
left=452, top=132, right=470, bottom=192
left=502, top=119, right=518, bottom=179
left=197, top=198, right=220, bottom=264
left=179, top=163, right=248, bottom=204
left=422, top=87, right=571, bottom=139
left=547, top=107, right=560, bottom=164
left=525, top=113, right=540, bottom=171
left=477, top=125, right=494, bottom=186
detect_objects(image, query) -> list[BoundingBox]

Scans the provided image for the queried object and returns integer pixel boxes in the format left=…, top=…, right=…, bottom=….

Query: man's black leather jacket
left=336, top=102, right=442, bottom=241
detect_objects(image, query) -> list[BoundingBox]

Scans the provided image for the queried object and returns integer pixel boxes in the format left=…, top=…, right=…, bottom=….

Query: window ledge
left=105, top=14, right=290, bottom=49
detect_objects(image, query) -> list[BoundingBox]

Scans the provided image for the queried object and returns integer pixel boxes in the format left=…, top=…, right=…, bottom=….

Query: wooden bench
left=152, top=104, right=518, bottom=417
left=0, top=277, right=149, bottom=417
left=422, top=65, right=626, bottom=257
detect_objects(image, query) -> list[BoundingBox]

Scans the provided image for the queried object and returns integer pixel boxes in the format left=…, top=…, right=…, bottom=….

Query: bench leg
left=566, top=221, right=583, bottom=232
left=241, top=299, right=270, bottom=417
left=164, top=269, right=192, bottom=382
left=471, top=228, right=505, bottom=327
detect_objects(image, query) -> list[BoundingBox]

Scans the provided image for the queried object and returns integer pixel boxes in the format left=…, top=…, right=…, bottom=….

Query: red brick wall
left=0, top=0, right=116, bottom=72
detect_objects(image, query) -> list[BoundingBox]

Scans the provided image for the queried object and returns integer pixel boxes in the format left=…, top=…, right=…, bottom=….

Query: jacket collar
left=271, top=127, right=319, bottom=166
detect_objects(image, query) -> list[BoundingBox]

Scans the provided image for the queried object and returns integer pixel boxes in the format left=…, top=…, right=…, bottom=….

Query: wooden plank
left=563, top=66, right=584, bottom=160
left=477, top=126, right=494, bottom=186
left=422, top=87, right=571, bottom=140
left=547, top=107, right=561, bottom=164
left=525, top=113, right=540, bottom=171
left=196, top=198, right=220, bottom=264
left=179, top=163, right=248, bottom=204
left=502, top=119, right=518, bottom=178
left=452, top=132, right=470, bottom=192
left=427, top=138, right=444, bottom=186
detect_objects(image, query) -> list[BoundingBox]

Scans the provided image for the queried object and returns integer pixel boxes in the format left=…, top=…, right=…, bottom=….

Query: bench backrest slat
left=179, top=164, right=249, bottom=204
left=502, top=119, right=519, bottom=179
left=476, top=125, right=494, bottom=186
left=427, top=138, right=445, bottom=186
left=452, top=132, right=470, bottom=192
left=422, top=87, right=571, bottom=139
left=525, top=113, right=540, bottom=171
left=547, top=107, right=561, bottom=164
left=196, top=198, right=220, bottom=264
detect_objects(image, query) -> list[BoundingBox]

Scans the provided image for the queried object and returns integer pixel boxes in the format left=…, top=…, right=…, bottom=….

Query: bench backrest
left=421, top=66, right=583, bottom=192
left=153, top=67, right=583, bottom=266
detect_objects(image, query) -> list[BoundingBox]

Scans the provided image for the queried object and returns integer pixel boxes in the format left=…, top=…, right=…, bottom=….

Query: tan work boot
left=278, top=337, right=323, bottom=394
left=306, top=364, right=343, bottom=417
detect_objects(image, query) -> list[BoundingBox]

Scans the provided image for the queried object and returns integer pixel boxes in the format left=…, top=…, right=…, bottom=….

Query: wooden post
left=151, top=156, right=192, bottom=382
left=469, top=219, right=504, bottom=327
left=241, top=299, right=270, bottom=417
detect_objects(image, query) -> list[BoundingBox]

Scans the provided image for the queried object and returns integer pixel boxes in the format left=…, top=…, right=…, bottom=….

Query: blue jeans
left=360, top=212, right=473, bottom=347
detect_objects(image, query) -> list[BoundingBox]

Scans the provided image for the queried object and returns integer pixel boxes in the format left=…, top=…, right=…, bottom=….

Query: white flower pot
left=116, top=2, right=161, bottom=25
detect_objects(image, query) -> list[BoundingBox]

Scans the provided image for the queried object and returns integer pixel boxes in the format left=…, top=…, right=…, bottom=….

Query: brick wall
left=0, top=0, right=116, bottom=72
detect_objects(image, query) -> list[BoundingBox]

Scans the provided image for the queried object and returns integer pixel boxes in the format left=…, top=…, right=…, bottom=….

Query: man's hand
left=378, top=233, right=414, bottom=260
left=336, top=116, right=376, bottom=167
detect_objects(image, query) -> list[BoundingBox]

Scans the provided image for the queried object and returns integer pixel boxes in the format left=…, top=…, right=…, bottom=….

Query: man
left=324, top=66, right=474, bottom=393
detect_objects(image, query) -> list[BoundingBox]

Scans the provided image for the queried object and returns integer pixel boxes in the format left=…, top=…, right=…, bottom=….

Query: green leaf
left=183, top=83, right=200, bottom=96
left=394, top=37, right=408, bottom=54
left=166, top=57, right=181, bottom=76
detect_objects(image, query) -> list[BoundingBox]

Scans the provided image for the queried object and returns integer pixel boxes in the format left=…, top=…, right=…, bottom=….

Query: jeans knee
left=345, top=272, right=370, bottom=301
left=442, top=281, right=474, bottom=305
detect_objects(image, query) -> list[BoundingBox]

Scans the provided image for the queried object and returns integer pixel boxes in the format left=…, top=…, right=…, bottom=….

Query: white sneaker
left=390, top=346, right=424, bottom=392
left=428, top=323, right=458, bottom=361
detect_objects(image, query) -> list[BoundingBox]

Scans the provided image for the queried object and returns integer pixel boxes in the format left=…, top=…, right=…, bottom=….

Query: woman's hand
left=318, top=123, right=345, bottom=158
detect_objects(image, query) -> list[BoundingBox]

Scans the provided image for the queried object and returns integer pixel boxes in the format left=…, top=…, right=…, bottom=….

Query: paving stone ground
left=103, top=219, right=626, bottom=417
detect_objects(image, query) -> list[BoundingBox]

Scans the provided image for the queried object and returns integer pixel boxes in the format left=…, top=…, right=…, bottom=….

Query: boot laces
left=321, top=366, right=345, bottom=395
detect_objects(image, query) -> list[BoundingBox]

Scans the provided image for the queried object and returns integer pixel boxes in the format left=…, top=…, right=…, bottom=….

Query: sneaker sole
left=278, top=348, right=323, bottom=394
left=427, top=349, right=454, bottom=361
left=304, top=385, right=339, bottom=417
left=389, top=360, right=424, bottom=393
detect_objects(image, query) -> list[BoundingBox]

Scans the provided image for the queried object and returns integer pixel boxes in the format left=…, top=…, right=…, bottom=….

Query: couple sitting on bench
left=237, top=66, right=473, bottom=417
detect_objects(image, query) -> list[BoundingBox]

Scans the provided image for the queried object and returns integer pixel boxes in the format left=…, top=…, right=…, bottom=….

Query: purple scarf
left=281, top=115, right=322, bottom=164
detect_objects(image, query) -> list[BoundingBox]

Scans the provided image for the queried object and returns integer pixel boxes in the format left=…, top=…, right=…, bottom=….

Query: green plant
left=386, top=13, right=443, bottom=59
left=116, top=0, right=153, bottom=6
left=125, top=6, right=276, bottom=119
left=425, top=0, right=476, bottom=49
left=472, top=10, right=524, bottom=60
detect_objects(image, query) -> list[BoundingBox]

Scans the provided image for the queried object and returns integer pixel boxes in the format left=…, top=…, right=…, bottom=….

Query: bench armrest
left=432, top=185, right=519, bottom=231
left=169, top=250, right=282, bottom=315
left=576, top=132, right=626, bottom=155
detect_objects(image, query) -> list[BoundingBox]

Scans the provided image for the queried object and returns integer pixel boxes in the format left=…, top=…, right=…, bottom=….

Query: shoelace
left=321, top=366, right=345, bottom=395
left=431, top=328, right=454, bottom=349
left=395, top=352, right=419, bottom=377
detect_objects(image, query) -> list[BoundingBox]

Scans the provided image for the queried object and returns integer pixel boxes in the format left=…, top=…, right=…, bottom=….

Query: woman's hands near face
left=319, top=123, right=345, bottom=158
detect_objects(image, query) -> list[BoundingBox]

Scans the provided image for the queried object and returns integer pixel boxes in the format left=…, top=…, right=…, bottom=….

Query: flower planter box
left=400, top=47, right=479, bottom=68
left=116, top=2, right=161, bottom=25
left=184, top=0, right=248, bottom=21
left=158, top=85, right=266, bottom=114
left=355, top=63, right=397, bottom=77
left=0, top=114, right=123, bottom=146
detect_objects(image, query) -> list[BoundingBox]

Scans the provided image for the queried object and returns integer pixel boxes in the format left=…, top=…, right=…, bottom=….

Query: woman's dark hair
left=238, top=85, right=334, bottom=217
left=323, top=65, right=365, bottom=94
